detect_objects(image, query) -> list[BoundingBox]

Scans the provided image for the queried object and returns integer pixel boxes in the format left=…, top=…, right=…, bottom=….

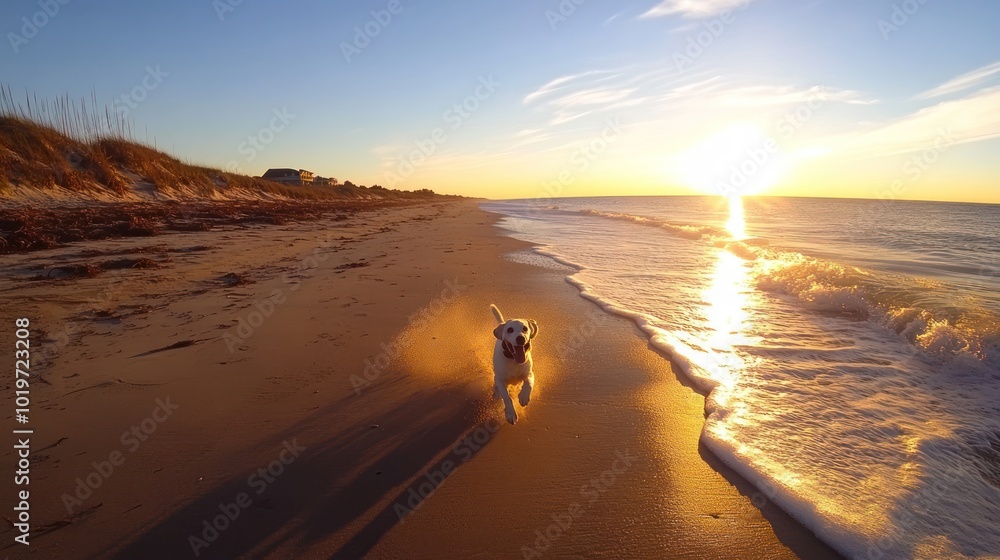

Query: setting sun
left=671, top=124, right=790, bottom=196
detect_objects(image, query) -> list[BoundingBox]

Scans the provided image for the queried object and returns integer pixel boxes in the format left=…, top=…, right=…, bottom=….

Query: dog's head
left=494, top=318, right=538, bottom=364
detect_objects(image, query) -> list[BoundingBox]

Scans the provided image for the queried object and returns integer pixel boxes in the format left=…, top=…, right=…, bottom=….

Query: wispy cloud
left=641, top=0, right=753, bottom=19
left=509, top=63, right=886, bottom=173
left=669, top=80, right=874, bottom=106
left=605, top=11, right=626, bottom=25
left=549, top=87, right=638, bottom=108
left=523, top=75, right=579, bottom=105
left=521, top=69, right=643, bottom=127
left=725, top=84, right=876, bottom=106
left=523, top=70, right=615, bottom=105
left=916, top=61, right=1000, bottom=100
left=550, top=110, right=594, bottom=125
left=669, top=22, right=701, bottom=33
left=832, top=86, right=1000, bottom=158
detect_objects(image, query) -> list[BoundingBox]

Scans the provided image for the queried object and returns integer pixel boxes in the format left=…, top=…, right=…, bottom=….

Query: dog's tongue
left=513, top=344, right=527, bottom=364
left=503, top=341, right=528, bottom=364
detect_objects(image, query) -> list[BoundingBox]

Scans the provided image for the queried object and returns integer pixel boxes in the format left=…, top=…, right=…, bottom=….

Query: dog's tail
left=490, top=304, right=504, bottom=324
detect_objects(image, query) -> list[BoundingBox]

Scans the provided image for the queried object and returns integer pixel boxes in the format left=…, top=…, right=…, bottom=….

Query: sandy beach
left=0, top=200, right=841, bottom=559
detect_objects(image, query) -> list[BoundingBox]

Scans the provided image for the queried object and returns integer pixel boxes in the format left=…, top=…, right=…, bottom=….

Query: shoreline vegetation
left=0, top=86, right=462, bottom=254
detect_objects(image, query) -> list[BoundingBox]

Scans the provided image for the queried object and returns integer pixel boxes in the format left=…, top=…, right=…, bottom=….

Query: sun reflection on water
left=701, top=251, right=752, bottom=409
left=725, top=195, right=748, bottom=240
left=701, top=196, right=754, bottom=410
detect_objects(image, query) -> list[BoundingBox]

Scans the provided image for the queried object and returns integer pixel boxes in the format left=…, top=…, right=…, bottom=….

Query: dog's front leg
left=518, top=373, right=533, bottom=407
left=496, top=380, right=518, bottom=425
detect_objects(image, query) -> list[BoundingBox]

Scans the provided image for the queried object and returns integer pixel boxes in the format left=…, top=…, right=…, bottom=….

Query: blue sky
left=2, top=0, right=999, bottom=201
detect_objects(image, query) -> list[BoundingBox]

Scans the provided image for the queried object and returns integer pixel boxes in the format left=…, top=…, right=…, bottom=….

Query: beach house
left=262, top=168, right=315, bottom=185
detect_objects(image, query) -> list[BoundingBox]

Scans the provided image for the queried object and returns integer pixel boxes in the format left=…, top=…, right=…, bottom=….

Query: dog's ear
left=494, top=324, right=503, bottom=340
left=528, top=319, right=538, bottom=339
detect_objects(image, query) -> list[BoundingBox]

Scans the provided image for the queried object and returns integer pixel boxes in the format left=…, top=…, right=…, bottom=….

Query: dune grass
left=0, top=85, right=441, bottom=202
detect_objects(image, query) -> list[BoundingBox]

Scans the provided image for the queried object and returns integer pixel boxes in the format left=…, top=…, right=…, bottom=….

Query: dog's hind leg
left=496, top=380, right=518, bottom=425
left=518, top=373, right=533, bottom=407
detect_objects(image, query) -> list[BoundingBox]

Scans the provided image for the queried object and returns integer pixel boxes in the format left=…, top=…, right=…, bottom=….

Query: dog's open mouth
left=502, top=340, right=531, bottom=364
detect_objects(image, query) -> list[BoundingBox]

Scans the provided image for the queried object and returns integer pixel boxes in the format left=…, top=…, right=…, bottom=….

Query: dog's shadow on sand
left=104, top=379, right=498, bottom=560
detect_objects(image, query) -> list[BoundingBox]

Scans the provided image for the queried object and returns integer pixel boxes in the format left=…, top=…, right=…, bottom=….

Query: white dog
left=490, top=304, right=538, bottom=425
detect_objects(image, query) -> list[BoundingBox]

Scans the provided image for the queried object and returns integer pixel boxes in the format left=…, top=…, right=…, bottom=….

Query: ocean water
left=482, top=196, right=1000, bottom=560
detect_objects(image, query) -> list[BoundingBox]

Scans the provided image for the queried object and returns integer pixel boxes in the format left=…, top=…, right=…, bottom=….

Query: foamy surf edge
left=530, top=245, right=858, bottom=559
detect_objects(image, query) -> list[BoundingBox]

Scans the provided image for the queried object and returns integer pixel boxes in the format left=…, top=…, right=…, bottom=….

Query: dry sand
left=0, top=200, right=842, bottom=559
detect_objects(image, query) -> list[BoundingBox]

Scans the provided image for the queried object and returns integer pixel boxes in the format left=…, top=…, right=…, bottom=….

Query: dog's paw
left=518, top=384, right=531, bottom=407
left=505, top=407, right=518, bottom=425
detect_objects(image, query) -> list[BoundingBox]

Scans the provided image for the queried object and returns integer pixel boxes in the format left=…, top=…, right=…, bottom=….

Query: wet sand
left=0, top=200, right=841, bottom=559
